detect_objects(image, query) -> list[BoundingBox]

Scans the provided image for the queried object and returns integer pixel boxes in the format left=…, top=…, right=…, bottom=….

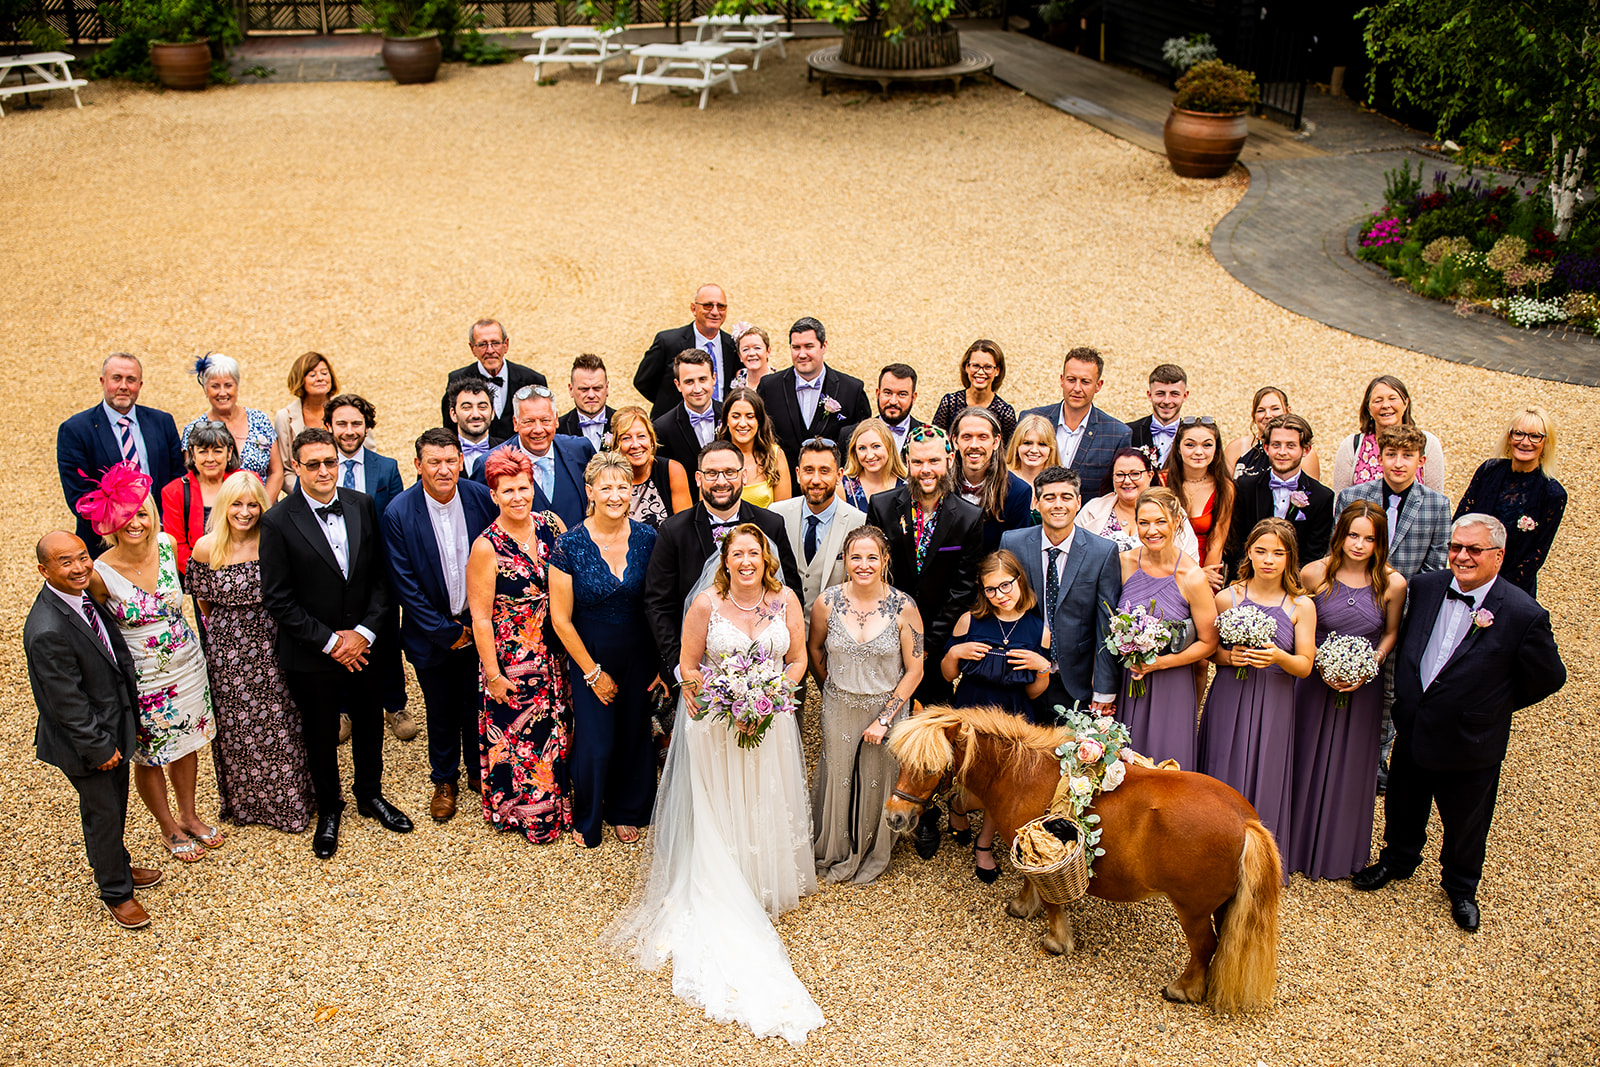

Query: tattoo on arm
left=911, top=627, right=925, bottom=659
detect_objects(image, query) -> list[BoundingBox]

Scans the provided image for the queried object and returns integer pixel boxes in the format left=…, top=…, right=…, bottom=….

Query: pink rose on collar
left=1470, top=608, right=1494, bottom=631
left=1288, top=491, right=1311, bottom=509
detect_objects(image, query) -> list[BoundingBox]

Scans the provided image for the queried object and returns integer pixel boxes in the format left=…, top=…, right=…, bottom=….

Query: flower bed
left=1354, top=160, right=1600, bottom=333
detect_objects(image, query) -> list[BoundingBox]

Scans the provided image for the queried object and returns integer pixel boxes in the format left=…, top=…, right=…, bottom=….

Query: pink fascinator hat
left=75, top=461, right=154, bottom=536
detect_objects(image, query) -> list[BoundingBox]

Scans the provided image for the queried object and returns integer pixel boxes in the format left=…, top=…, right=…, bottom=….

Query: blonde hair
left=843, top=418, right=908, bottom=480
left=205, top=471, right=270, bottom=568
left=100, top=494, right=159, bottom=551
left=1495, top=405, right=1558, bottom=477
left=1005, top=413, right=1060, bottom=472
left=609, top=406, right=658, bottom=456
left=1133, top=485, right=1184, bottom=529
left=712, top=524, right=783, bottom=597
left=583, top=450, right=635, bottom=518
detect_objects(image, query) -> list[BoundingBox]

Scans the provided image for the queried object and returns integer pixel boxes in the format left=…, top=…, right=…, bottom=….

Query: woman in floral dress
left=466, top=448, right=572, bottom=844
left=186, top=471, right=316, bottom=833
left=81, top=465, right=219, bottom=863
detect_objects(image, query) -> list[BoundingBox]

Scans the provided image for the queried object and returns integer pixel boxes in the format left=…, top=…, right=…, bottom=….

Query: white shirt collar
left=302, top=484, right=338, bottom=513
left=518, top=438, right=552, bottom=460
left=341, top=446, right=366, bottom=467
left=424, top=487, right=460, bottom=514
left=796, top=367, right=825, bottom=387
left=1450, top=576, right=1495, bottom=606
left=1058, top=403, right=1088, bottom=434
left=1152, top=415, right=1181, bottom=432
left=48, top=582, right=91, bottom=613
left=475, top=360, right=504, bottom=381
left=693, top=326, right=718, bottom=347
left=102, top=401, right=137, bottom=425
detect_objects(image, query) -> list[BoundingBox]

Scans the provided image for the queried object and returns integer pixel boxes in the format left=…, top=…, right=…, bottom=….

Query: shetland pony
left=886, top=706, right=1280, bottom=1012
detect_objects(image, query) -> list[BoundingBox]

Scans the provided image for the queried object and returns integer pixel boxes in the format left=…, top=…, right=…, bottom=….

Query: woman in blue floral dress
left=181, top=352, right=284, bottom=500
left=466, top=449, right=572, bottom=844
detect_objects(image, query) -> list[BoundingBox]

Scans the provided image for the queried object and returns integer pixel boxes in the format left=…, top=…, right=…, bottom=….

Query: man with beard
left=952, top=405, right=1033, bottom=552
left=445, top=377, right=504, bottom=478
left=875, top=363, right=923, bottom=455
left=770, top=438, right=866, bottom=632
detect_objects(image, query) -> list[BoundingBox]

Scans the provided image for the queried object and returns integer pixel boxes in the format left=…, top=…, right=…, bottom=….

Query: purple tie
left=116, top=417, right=137, bottom=464
left=705, top=340, right=721, bottom=401
left=81, top=595, right=111, bottom=654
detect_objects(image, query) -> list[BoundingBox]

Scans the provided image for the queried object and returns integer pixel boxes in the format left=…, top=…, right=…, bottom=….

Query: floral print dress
left=480, top=517, right=573, bottom=843
left=95, top=534, right=214, bottom=767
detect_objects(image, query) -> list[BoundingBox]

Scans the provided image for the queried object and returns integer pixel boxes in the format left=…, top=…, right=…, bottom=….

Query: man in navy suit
left=439, top=318, right=549, bottom=442
left=326, top=393, right=411, bottom=739
left=1354, top=514, right=1565, bottom=932
left=470, top=385, right=595, bottom=530
left=1000, top=467, right=1122, bottom=724
left=875, top=363, right=924, bottom=455
left=383, top=428, right=498, bottom=823
left=952, top=406, right=1034, bottom=551
left=58, top=353, right=185, bottom=555
left=634, top=284, right=741, bottom=418
left=1020, top=347, right=1132, bottom=500
left=756, top=317, right=872, bottom=470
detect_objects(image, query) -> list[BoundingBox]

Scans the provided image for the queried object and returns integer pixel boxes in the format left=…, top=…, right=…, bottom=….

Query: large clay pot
left=149, top=40, right=212, bottom=91
left=840, top=21, right=960, bottom=70
left=382, top=34, right=442, bottom=85
left=1163, top=106, right=1248, bottom=178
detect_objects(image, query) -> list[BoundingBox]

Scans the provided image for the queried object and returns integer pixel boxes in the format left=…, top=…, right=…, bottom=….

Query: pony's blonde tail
left=1207, top=820, right=1281, bottom=1013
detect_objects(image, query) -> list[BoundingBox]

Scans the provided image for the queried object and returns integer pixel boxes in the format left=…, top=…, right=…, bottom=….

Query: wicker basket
left=1010, top=816, right=1090, bottom=904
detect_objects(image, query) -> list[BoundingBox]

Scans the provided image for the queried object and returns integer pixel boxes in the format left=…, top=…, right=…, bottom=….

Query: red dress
left=1190, top=490, right=1216, bottom=563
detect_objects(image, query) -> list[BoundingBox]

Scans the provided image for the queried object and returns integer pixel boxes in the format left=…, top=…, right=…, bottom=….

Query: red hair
left=482, top=448, right=533, bottom=491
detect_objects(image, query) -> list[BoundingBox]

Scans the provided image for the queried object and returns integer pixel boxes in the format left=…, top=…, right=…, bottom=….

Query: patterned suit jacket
left=1336, top=479, right=1451, bottom=579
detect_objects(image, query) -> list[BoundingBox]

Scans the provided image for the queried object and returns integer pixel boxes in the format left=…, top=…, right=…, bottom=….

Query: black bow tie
left=315, top=499, right=344, bottom=521
left=1444, top=587, right=1475, bottom=607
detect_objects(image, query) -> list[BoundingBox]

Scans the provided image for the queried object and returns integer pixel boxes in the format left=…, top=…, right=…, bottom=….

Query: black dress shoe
left=1352, top=862, right=1412, bottom=891
left=312, top=810, right=342, bottom=859
left=1450, top=896, right=1481, bottom=932
left=912, top=804, right=942, bottom=861
left=356, top=795, right=414, bottom=833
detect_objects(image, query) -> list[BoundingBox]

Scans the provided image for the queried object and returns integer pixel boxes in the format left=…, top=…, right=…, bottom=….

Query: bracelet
left=486, top=673, right=503, bottom=684
left=584, top=664, right=604, bottom=686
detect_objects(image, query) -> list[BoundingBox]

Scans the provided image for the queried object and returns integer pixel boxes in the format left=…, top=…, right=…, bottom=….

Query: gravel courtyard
left=1, top=51, right=1596, bottom=1066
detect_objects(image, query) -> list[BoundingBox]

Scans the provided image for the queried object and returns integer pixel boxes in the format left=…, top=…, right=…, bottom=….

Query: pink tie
left=116, top=417, right=138, bottom=464
left=81, top=595, right=113, bottom=656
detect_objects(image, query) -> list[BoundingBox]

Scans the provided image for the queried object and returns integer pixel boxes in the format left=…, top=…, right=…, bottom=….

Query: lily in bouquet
left=1103, top=600, right=1175, bottom=698
left=689, top=641, right=797, bottom=750
left=1215, top=603, right=1277, bottom=680
left=1314, top=632, right=1379, bottom=708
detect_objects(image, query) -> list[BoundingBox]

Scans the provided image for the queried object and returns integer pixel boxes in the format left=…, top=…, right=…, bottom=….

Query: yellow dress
left=741, top=479, right=776, bottom=508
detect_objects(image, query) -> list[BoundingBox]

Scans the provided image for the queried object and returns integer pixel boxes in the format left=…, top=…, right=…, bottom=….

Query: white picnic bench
left=522, top=27, right=634, bottom=84
left=689, top=14, right=792, bottom=70
left=0, top=52, right=86, bottom=116
left=618, top=43, right=745, bottom=110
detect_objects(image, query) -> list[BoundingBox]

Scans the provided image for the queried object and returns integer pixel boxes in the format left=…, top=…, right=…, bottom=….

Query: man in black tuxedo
left=445, top=377, right=505, bottom=479
left=875, top=363, right=924, bottom=456
left=643, top=440, right=802, bottom=687
left=1354, top=514, right=1566, bottom=932
left=757, top=317, right=872, bottom=469
left=1224, top=414, right=1334, bottom=580
left=652, top=349, right=719, bottom=499
left=260, top=428, right=413, bottom=859
left=439, top=318, right=548, bottom=441
left=25, top=531, right=162, bottom=929
left=1125, top=363, right=1188, bottom=468
left=557, top=353, right=615, bottom=449
left=57, top=353, right=185, bottom=556
left=635, top=284, right=740, bottom=418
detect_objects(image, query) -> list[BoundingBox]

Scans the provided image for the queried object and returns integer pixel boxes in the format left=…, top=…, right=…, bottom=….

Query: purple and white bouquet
left=1314, top=632, right=1379, bottom=708
left=689, top=642, right=798, bottom=750
left=1216, top=603, right=1278, bottom=679
left=1103, top=601, right=1176, bottom=698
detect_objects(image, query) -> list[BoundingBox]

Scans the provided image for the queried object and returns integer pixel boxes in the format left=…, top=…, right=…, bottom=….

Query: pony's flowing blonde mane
left=889, top=706, right=1069, bottom=782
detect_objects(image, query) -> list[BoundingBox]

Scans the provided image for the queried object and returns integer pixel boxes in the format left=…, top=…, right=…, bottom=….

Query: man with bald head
left=25, top=531, right=163, bottom=929
left=634, top=283, right=741, bottom=418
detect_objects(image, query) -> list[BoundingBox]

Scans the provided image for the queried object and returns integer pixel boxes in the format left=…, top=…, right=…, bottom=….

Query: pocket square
left=937, top=545, right=961, bottom=552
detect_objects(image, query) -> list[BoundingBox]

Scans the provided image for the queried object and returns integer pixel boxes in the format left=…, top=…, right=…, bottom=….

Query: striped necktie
left=80, top=594, right=113, bottom=656
left=116, top=416, right=138, bottom=465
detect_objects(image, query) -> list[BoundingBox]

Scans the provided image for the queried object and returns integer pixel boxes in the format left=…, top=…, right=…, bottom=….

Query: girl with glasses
left=1453, top=404, right=1565, bottom=597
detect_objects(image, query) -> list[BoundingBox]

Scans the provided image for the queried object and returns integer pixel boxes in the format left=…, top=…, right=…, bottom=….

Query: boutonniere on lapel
left=899, top=516, right=908, bottom=535
left=1517, top=515, right=1537, bottom=532
left=1469, top=608, right=1495, bottom=634
left=1288, top=491, right=1311, bottom=513
left=1138, top=444, right=1161, bottom=468
left=820, top=395, right=843, bottom=420
left=601, top=432, right=615, bottom=451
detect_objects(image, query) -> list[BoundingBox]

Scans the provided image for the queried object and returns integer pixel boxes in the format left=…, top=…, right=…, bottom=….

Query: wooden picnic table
left=0, top=52, right=86, bottom=116
left=619, top=43, right=746, bottom=110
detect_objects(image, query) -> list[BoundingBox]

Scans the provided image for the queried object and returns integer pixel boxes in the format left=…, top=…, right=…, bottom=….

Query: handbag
left=1166, top=618, right=1197, bottom=653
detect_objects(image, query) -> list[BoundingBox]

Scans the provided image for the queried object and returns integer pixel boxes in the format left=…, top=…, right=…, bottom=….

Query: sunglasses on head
left=1179, top=416, right=1216, bottom=427
left=513, top=385, right=553, bottom=401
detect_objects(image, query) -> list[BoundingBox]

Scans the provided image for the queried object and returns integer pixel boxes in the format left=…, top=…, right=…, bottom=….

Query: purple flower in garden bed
left=1555, top=255, right=1600, bottom=293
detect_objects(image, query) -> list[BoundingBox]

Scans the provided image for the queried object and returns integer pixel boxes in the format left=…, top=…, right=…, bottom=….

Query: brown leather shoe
left=430, top=782, right=458, bottom=822
left=466, top=777, right=482, bottom=796
left=104, top=896, right=150, bottom=930
left=130, top=867, right=163, bottom=890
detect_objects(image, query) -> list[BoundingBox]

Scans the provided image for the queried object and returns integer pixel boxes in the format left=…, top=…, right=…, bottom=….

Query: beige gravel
left=2, top=50, right=1598, bottom=1067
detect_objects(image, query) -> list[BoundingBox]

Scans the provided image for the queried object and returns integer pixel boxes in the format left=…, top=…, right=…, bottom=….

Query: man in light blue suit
left=1019, top=347, right=1132, bottom=500
left=383, top=429, right=499, bottom=822
left=999, top=466, right=1123, bottom=724
left=469, top=385, right=595, bottom=530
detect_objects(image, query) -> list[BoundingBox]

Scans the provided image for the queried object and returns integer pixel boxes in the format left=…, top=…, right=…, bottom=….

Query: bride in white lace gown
left=603, top=524, right=824, bottom=1046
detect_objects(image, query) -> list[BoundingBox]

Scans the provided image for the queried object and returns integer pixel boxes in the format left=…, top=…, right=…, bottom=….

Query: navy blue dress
left=947, top=611, right=1047, bottom=718
left=551, top=521, right=660, bottom=847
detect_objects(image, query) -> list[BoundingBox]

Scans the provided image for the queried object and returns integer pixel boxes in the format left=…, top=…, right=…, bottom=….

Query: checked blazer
left=1337, top=479, right=1451, bottom=579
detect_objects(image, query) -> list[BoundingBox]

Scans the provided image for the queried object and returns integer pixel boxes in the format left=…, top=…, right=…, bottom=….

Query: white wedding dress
left=604, top=587, right=824, bottom=1046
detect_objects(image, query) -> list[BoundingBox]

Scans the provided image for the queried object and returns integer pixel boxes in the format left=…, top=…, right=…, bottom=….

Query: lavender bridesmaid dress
left=1198, top=588, right=1297, bottom=871
left=1287, top=580, right=1385, bottom=879
left=1115, top=562, right=1198, bottom=769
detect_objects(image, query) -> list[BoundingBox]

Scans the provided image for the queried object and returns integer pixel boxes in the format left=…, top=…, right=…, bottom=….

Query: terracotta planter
left=149, top=40, right=212, bottom=91
left=382, top=34, right=442, bottom=85
left=1163, top=106, right=1248, bottom=179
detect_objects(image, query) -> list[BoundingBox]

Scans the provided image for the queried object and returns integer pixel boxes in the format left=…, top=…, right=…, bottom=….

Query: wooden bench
left=619, top=43, right=746, bottom=111
left=522, top=27, right=634, bottom=85
left=0, top=52, right=86, bottom=116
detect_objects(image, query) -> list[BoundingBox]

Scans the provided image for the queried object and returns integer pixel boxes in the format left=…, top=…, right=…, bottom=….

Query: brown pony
left=885, top=706, right=1280, bottom=1012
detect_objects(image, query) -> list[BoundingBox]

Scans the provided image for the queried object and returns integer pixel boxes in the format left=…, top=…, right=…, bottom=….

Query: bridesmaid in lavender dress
left=1198, top=517, right=1317, bottom=869
left=1288, top=502, right=1405, bottom=879
left=1115, top=488, right=1218, bottom=769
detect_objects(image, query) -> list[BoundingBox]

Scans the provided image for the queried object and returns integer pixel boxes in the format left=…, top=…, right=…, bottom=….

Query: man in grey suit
left=769, top=438, right=866, bottom=633
left=24, top=531, right=163, bottom=929
left=1019, top=347, right=1132, bottom=499
left=999, top=467, right=1123, bottom=725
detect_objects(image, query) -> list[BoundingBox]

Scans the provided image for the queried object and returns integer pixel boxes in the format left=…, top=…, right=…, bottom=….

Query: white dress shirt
left=1421, top=577, right=1495, bottom=690
left=50, top=583, right=116, bottom=658
left=883, top=416, right=913, bottom=452
left=1038, top=528, right=1116, bottom=705
left=574, top=411, right=608, bottom=450
left=1055, top=404, right=1088, bottom=468
left=795, top=369, right=826, bottom=427
left=685, top=403, right=717, bottom=447
left=477, top=360, right=508, bottom=417
left=693, top=327, right=724, bottom=402
left=302, top=485, right=376, bottom=653
left=1149, top=416, right=1181, bottom=465
left=339, top=447, right=367, bottom=492
left=426, top=488, right=470, bottom=616
left=102, top=401, right=149, bottom=473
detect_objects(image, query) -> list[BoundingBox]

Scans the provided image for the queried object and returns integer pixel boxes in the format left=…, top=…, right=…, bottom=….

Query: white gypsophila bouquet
left=1315, top=632, right=1379, bottom=708
left=1216, top=603, right=1278, bottom=680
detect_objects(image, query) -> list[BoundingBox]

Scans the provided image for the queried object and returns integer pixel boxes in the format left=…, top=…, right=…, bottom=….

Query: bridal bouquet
left=1103, top=601, right=1176, bottom=698
left=1315, top=632, right=1379, bottom=707
left=1216, top=603, right=1278, bottom=680
left=690, top=643, right=797, bottom=750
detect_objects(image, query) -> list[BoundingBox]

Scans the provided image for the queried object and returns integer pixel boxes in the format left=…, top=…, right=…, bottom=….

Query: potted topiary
left=1162, top=58, right=1259, bottom=178
left=103, top=0, right=240, bottom=90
